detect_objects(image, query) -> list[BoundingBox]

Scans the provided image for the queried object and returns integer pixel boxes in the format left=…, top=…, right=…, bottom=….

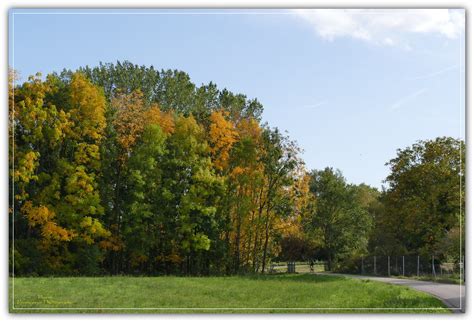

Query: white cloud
left=382, top=37, right=395, bottom=46
left=293, top=9, right=464, bottom=47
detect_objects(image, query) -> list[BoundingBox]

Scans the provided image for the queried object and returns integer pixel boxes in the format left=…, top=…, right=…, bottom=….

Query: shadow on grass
left=238, top=273, right=343, bottom=283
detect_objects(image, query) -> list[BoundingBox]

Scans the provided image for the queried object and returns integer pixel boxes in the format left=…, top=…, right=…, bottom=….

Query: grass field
left=395, top=274, right=464, bottom=285
left=10, top=274, right=449, bottom=313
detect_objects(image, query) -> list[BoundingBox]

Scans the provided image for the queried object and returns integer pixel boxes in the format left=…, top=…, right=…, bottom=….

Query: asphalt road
left=321, top=273, right=465, bottom=312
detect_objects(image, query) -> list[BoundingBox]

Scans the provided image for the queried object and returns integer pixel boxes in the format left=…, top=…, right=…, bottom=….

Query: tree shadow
left=239, top=273, right=343, bottom=283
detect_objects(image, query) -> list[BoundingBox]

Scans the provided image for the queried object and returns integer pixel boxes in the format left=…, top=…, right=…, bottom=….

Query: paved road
left=320, top=273, right=465, bottom=312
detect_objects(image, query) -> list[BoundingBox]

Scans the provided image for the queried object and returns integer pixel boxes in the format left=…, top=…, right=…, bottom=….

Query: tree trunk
left=113, top=163, right=122, bottom=274
left=327, top=252, right=333, bottom=271
left=234, top=210, right=242, bottom=273
left=224, top=229, right=231, bottom=275
left=260, top=206, right=272, bottom=274
left=233, top=185, right=246, bottom=273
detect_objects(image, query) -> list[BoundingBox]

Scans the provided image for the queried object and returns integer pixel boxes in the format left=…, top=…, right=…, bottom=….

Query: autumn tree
left=222, top=117, right=263, bottom=273
left=12, top=72, right=110, bottom=275
left=13, top=64, right=378, bottom=277
left=258, top=127, right=301, bottom=273
left=208, top=110, right=238, bottom=172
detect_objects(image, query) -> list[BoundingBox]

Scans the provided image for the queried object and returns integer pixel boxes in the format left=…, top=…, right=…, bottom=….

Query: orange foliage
left=236, top=117, right=261, bottom=141
left=112, top=90, right=148, bottom=160
left=155, top=253, right=183, bottom=264
left=209, top=110, right=239, bottom=171
left=145, top=104, right=175, bottom=135
left=22, top=201, right=75, bottom=242
left=99, top=235, right=123, bottom=251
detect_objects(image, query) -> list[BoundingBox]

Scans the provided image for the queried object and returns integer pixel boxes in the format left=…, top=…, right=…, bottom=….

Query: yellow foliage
left=65, top=166, right=96, bottom=202
left=22, top=201, right=75, bottom=241
left=209, top=110, right=239, bottom=171
left=69, top=73, right=106, bottom=141
left=23, top=201, right=54, bottom=227
left=14, top=151, right=39, bottom=184
left=80, top=216, right=111, bottom=241
left=74, top=143, right=100, bottom=169
left=145, top=104, right=175, bottom=135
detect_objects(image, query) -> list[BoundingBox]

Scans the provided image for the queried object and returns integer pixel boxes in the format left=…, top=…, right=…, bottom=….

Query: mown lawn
left=10, top=274, right=449, bottom=313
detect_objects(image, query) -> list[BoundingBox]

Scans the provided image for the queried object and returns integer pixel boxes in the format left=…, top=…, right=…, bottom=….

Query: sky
left=8, top=9, right=465, bottom=189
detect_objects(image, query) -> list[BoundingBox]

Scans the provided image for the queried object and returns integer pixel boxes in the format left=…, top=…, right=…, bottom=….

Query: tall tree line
left=10, top=62, right=305, bottom=276
left=9, top=62, right=465, bottom=275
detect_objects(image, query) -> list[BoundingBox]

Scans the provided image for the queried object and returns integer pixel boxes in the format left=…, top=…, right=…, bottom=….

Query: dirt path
left=319, top=273, right=465, bottom=312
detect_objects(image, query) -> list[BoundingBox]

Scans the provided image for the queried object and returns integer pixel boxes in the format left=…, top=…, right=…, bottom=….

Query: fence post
left=463, top=256, right=465, bottom=282
left=388, top=256, right=390, bottom=276
left=417, top=256, right=420, bottom=276
left=361, top=258, right=364, bottom=275
left=402, top=256, right=405, bottom=276
left=432, top=256, right=436, bottom=277
left=374, top=256, right=376, bottom=275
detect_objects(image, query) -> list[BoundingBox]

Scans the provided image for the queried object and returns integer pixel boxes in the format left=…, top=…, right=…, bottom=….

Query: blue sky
left=9, top=9, right=465, bottom=189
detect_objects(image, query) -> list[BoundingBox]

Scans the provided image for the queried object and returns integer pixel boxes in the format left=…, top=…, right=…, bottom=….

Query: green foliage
left=10, top=62, right=464, bottom=277
left=305, top=168, right=374, bottom=270
left=78, top=61, right=263, bottom=121
left=370, top=137, right=465, bottom=259
left=12, top=72, right=109, bottom=275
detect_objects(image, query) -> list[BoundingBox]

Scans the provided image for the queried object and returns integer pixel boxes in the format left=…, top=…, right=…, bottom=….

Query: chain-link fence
left=354, top=255, right=464, bottom=281
left=268, top=256, right=464, bottom=282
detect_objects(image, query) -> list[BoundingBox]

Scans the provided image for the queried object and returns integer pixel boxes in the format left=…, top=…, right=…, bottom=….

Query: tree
left=157, top=115, right=224, bottom=274
left=222, top=117, right=264, bottom=273
left=277, top=168, right=316, bottom=262
left=373, top=137, right=465, bottom=258
left=112, top=90, right=148, bottom=161
left=80, top=61, right=264, bottom=120
left=258, top=127, right=301, bottom=273
left=306, top=168, right=372, bottom=270
left=12, top=72, right=110, bottom=275
left=208, top=110, right=238, bottom=172
left=122, top=124, right=167, bottom=273
left=12, top=63, right=315, bottom=277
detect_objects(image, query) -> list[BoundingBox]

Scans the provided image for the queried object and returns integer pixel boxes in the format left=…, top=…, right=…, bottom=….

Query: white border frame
left=1, top=1, right=470, bottom=321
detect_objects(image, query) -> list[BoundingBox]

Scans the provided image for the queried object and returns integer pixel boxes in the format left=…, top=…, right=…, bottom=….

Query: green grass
left=392, top=274, right=464, bottom=285
left=9, top=274, right=449, bottom=313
